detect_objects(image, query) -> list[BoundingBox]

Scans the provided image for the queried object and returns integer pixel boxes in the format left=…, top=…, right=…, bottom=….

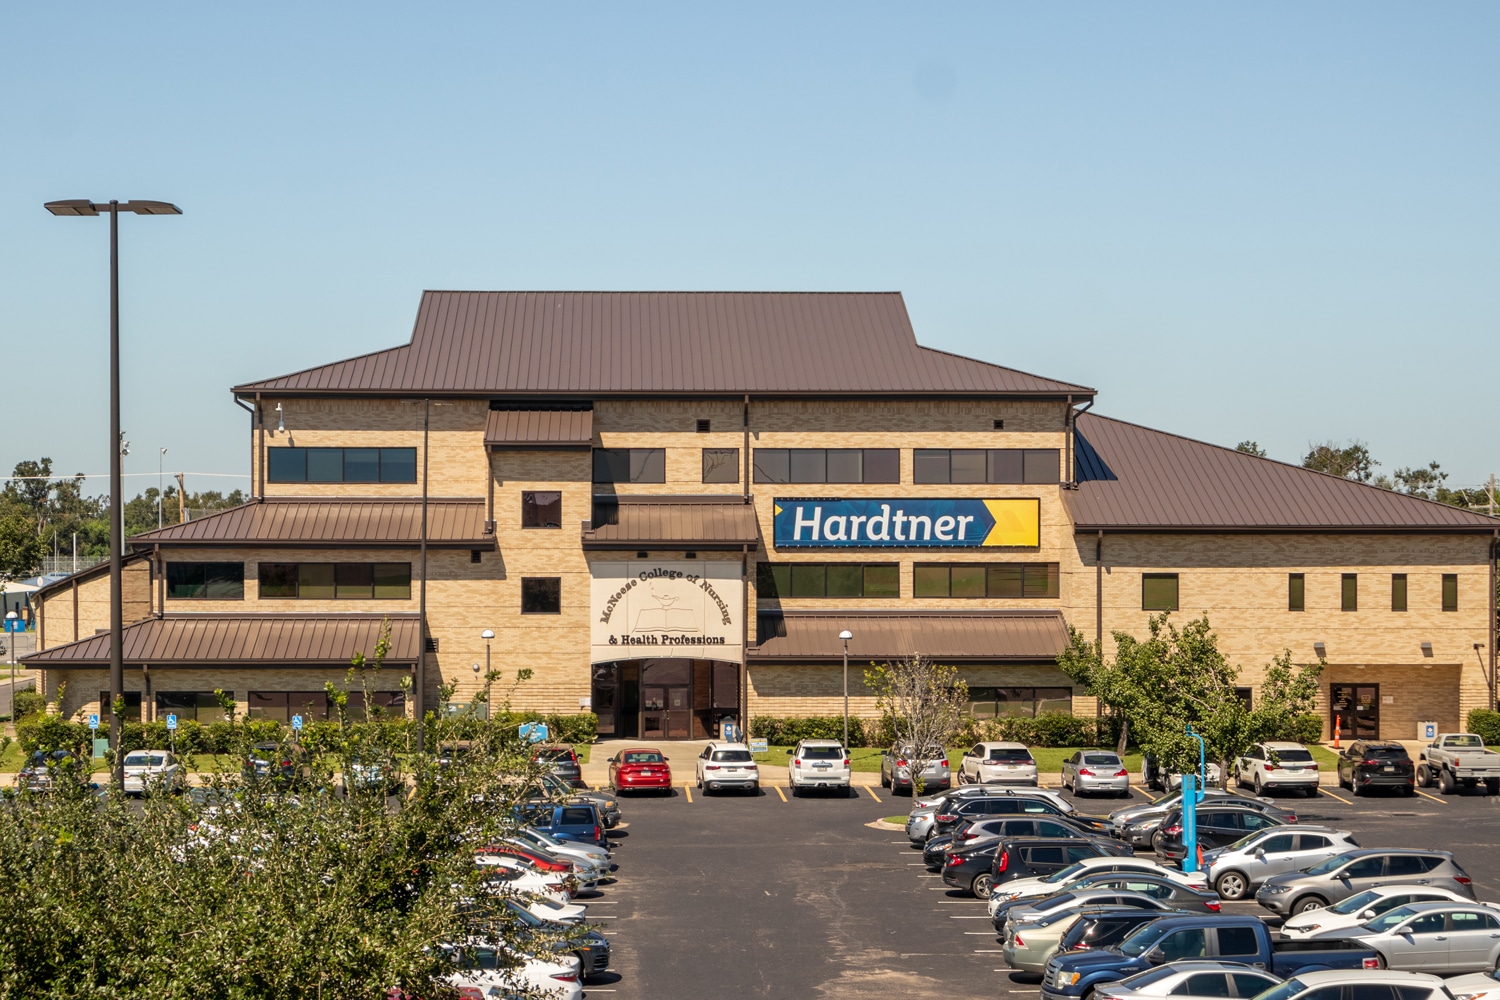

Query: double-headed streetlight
left=46, top=199, right=182, bottom=786
left=839, top=629, right=853, bottom=752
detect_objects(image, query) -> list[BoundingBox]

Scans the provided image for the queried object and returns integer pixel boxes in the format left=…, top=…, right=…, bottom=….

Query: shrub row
left=749, top=715, right=895, bottom=748
left=749, top=712, right=1125, bottom=749
left=1467, top=709, right=1500, bottom=746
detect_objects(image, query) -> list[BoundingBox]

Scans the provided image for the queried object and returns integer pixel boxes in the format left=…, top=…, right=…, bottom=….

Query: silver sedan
left=1062, top=751, right=1132, bottom=797
left=1342, top=902, right=1500, bottom=973
left=1096, top=961, right=1282, bottom=1000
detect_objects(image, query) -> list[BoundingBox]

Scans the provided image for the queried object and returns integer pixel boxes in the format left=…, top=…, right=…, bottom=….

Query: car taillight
left=1364, top=760, right=1380, bottom=767
left=1362, top=958, right=1381, bottom=969
left=1308, top=763, right=1318, bottom=770
left=1205, top=900, right=1221, bottom=912
left=1455, top=875, right=1472, bottom=885
left=594, top=826, right=602, bottom=842
left=706, top=764, right=719, bottom=770
left=1079, top=768, right=1095, bottom=777
left=1013, top=932, right=1025, bottom=946
left=844, top=758, right=851, bottom=767
left=996, top=849, right=1009, bottom=872
left=551, top=973, right=580, bottom=982
left=946, top=854, right=965, bottom=867
left=1114, top=769, right=1129, bottom=778
left=1286, top=815, right=1298, bottom=823
left=936, top=813, right=956, bottom=823
left=896, top=759, right=907, bottom=768
left=940, top=759, right=949, bottom=768
left=1164, top=824, right=1182, bottom=836
left=747, top=763, right=757, bottom=770
left=793, top=759, right=801, bottom=767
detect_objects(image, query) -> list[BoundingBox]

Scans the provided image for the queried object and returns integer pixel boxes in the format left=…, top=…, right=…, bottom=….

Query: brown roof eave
left=34, top=657, right=421, bottom=669
left=745, top=650, right=1054, bottom=663
left=130, top=538, right=497, bottom=550
left=582, top=539, right=758, bottom=551
left=1072, top=524, right=1500, bottom=535
left=236, top=388, right=1096, bottom=403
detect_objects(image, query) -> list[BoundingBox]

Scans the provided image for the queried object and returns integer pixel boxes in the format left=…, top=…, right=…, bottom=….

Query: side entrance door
left=1330, top=684, right=1380, bottom=740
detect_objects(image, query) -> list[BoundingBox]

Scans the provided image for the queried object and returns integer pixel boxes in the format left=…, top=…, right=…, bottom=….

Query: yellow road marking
left=774, top=785, right=788, bottom=802
left=1414, top=788, right=1447, bottom=805
left=866, top=787, right=882, bottom=803
left=683, top=783, right=692, bottom=804
left=1319, top=787, right=1352, bottom=804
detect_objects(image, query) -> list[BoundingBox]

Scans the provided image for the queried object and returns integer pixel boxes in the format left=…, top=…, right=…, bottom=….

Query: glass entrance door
left=1330, top=684, right=1379, bottom=740
left=641, top=685, right=690, bottom=739
left=642, top=686, right=667, bottom=739
left=665, top=686, right=690, bottom=738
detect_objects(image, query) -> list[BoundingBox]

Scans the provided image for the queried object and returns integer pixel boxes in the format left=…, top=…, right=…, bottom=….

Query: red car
left=608, top=747, right=673, bottom=795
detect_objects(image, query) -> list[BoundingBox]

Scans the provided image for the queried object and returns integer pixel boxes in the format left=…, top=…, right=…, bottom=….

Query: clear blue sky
left=2, top=3, right=1496, bottom=494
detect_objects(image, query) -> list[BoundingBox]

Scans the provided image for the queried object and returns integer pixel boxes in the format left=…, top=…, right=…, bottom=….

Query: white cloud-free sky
left=2, top=3, right=1496, bottom=493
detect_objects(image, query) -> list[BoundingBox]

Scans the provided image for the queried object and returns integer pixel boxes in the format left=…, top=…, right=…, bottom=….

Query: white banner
left=590, top=561, right=743, bottom=663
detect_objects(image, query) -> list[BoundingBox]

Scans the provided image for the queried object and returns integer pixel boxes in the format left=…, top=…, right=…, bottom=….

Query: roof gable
left=1067, top=413, right=1499, bottom=533
left=235, top=291, right=1093, bottom=398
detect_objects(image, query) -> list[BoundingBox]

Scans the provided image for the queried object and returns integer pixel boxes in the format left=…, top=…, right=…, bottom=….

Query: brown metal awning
left=748, top=610, right=1069, bottom=663
left=21, top=614, right=421, bottom=667
left=582, top=495, right=760, bottom=550
left=128, top=498, right=495, bottom=549
left=485, top=408, right=593, bottom=449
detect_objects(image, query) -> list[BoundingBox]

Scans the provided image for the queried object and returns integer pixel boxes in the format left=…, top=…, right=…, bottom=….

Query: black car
left=17, top=749, right=85, bottom=792
left=930, top=795, right=1073, bottom=838
left=942, top=839, right=1005, bottom=897
left=1056, top=906, right=1176, bottom=953
left=502, top=899, right=610, bottom=977
left=1154, top=804, right=1288, bottom=863
left=1336, top=741, right=1415, bottom=796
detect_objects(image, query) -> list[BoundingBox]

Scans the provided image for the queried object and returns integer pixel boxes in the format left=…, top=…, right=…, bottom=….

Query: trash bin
left=1418, top=721, right=1438, bottom=741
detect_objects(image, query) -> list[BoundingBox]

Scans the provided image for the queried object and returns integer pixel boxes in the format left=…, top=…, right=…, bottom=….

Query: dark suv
left=930, top=796, right=1071, bottom=839
left=925, top=815, right=1129, bottom=869
left=991, top=837, right=1116, bottom=886
left=1336, top=741, right=1415, bottom=796
left=1154, top=804, right=1289, bottom=863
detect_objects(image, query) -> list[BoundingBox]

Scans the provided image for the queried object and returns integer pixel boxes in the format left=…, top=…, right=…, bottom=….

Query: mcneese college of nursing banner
left=590, top=561, right=743, bottom=663
left=773, top=498, right=1040, bottom=548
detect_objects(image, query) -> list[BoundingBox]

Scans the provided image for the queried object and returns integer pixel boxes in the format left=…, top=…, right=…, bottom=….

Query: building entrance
left=642, top=685, right=691, bottom=739
left=1330, top=683, right=1380, bottom=741
left=591, top=657, right=740, bottom=740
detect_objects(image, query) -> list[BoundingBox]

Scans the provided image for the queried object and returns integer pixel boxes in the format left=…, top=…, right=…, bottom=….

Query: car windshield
left=1249, top=979, right=1308, bottom=1000
left=1117, top=922, right=1172, bottom=957
left=1327, top=890, right=1384, bottom=915
left=1083, top=754, right=1121, bottom=766
left=1031, top=893, right=1077, bottom=912
left=506, top=903, right=547, bottom=928
left=713, top=750, right=753, bottom=762
left=1446, top=735, right=1483, bottom=748
left=1363, top=905, right=1418, bottom=933
left=1273, top=749, right=1314, bottom=763
left=623, top=752, right=663, bottom=764
left=1041, top=862, right=1088, bottom=884
left=989, top=748, right=1033, bottom=762
left=1148, top=790, right=1184, bottom=807
left=801, top=747, right=844, bottom=760
left=1304, top=854, right=1356, bottom=876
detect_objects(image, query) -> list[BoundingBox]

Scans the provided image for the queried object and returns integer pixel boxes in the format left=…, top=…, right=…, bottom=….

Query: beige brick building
left=26, top=292, right=1499, bottom=742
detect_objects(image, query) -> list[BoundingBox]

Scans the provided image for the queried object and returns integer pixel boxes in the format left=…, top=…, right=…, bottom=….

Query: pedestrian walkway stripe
left=774, top=786, right=788, bottom=802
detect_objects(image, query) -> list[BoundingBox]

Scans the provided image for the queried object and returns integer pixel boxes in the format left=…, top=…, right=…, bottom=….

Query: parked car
left=243, top=742, right=305, bottom=789
left=441, top=940, right=583, bottom=1000
left=1038, top=915, right=1381, bottom=1000
left=989, top=856, right=1211, bottom=915
left=122, top=750, right=186, bottom=795
left=789, top=739, right=850, bottom=796
left=343, top=757, right=400, bottom=797
left=1062, top=751, right=1132, bottom=797
left=1445, top=968, right=1500, bottom=1000
left=1005, top=905, right=1182, bottom=975
left=947, top=836, right=1131, bottom=899
left=512, top=827, right=614, bottom=873
left=1235, top=742, right=1321, bottom=797
left=1335, top=902, right=1500, bottom=972
left=913, top=783, right=1074, bottom=815
left=696, top=742, right=759, bottom=794
left=926, top=815, right=1131, bottom=869
left=501, top=898, right=611, bottom=979
left=607, top=747, right=673, bottom=796
left=1417, top=733, right=1500, bottom=795
left=1255, top=850, right=1476, bottom=915
left=17, top=749, right=83, bottom=793
left=906, top=786, right=1079, bottom=843
left=930, top=795, right=1081, bottom=839
left=1153, top=804, right=1291, bottom=865
left=1202, top=826, right=1360, bottom=901
left=1056, top=908, right=1181, bottom=961
left=1093, top=960, right=1283, bottom=1000
left=882, top=743, right=951, bottom=794
left=1280, top=886, right=1481, bottom=940
left=959, top=742, right=1038, bottom=786
left=1105, top=789, right=1291, bottom=850
left=1143, top=757, right=1223, bottom=792
left=1241, top=971, right=1449, bottom=1000
left=475, top=856, right=572, bottom=906
left=1336, top=741, right=1415, bottom=796
left=995, top=877, right=1222, bottom=935
left=523, top=801, right=608, bottom=849
left=533, top=771, right=621, bottom=829
left=532, top=745, right=584, bottom=788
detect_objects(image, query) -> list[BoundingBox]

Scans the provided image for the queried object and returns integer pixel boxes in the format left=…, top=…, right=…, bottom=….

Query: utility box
left=1419, top=721, right=1438, bottom=742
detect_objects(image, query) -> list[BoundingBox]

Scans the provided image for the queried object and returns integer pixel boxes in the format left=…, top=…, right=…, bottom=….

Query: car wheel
left=1416, top=764, right=1433, bottom=788
left=1439, top=768, right=1457, bottom=795
left=749, top=783, right=760, bottom=795
left=1487, top=778, right=1499, bottom=796
left=1293, top=895, right=1327, bottom=914
left=972, top=873, right=994, bottom=899
left=1253, top=773, right=1264, bottom=795
left=1216, top=870, right=1249, bottom=901
left=1151, top=829, right=1164, bottom=852
left=881, top=770, right=890, bottom=789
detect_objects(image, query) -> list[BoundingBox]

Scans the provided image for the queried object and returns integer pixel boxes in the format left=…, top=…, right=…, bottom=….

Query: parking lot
left=598, top=782, right=1500, bottom=999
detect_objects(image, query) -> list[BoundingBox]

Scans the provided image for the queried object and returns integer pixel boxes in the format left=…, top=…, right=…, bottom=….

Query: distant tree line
left=0, top=457, right=245, bottom=579
left=1235, top=439, right=1495, bottom=511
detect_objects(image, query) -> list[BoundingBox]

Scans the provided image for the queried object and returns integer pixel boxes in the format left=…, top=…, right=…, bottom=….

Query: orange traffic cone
left=1332, top=715, right=1341, bottom=750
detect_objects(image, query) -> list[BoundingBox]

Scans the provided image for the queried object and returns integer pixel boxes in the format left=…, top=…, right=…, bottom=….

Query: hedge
left=750, top=712, right=1123, bottom=749
left=1467, top=709, right=1500, bottom=746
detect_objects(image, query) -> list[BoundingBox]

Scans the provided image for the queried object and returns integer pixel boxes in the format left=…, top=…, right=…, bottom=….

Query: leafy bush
left=952, top=713, right=1121, bottom=748
left=1285, top=713, right=1325, bottom=745
left=10, top=690, right=45, bottom=720
left=1467, top=709, right=1500, bottom=746
left=15, top=713, right=91, bottom=754
left=750, top=715, right=872, bottom=746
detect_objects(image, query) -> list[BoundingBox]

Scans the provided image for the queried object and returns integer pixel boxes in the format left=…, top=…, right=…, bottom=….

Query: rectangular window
left=1341, top=573, right=1358, bottom=612
left=591, top=448, right=666, bottom=484
left=701, top=448, right=740, bottom=483
left=166, top=562, right=244, bottom=600
left=99, top=691, right=143, bottom=723
left=298, top=563, right=336, bottom=600
left=156, top=691, right=229, bottom=725
left=1442, top=574, right=1458, bottom=612
left=912, top=448, right=1061, bottom=484
left=257, top=563, right=410, bottom=600
left=756, top=562, right=899, bottom=598
left=264, top=447, right=417, bottom=483
left=521, top=490, right=562, bottom=528
left=1288, top=573, right=1305, bottom=612
left=373, top=563, right=412, bottom=599
left=965, top=686, right=1073, bottom=718
left=1391, top=573, right=1407, bottom=613
left=752, top=448, right=899, bottom=484
left=258, top=563, right=299, bottom=598
left=335, top=563, right=374, bottom=599
left=1141, top=573, right=1179, bottom=611
left=913, top=563, right=1060, bottom=599
left=521, top=577, right=562, bottom=614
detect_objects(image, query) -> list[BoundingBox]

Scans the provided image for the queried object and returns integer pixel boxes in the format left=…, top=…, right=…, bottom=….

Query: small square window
left=1442, top=574, right=1458, bottom=612
left=1142, top=573, right=1179, bottom=612
left=949, top=450, right=986, bottom=484
left=1288, top=573, right=1305, bottom=612
left=521, top=490, right=562, bottom=528
left=987, top=449, right=1024, bottom=484
left=702, top=448, right=740, bottom=483
left=1391, top=574, right=1407, bottom=612
left=862, top=449, right=900, bottom=484
left=1341, top=574, right=1358, bottom=612
left=912, top=449, right=950, bottom=484
left=752, top=449, right=789, bottom=484
left=913, top=564, right=950, bottom=598
left=825, top=449, right=862, bottom=484
left=788, top=449, right=827, bottom=483
left=521, top=577, right=561, bottom=614
left=1022, top=449, right=1060, bottom=484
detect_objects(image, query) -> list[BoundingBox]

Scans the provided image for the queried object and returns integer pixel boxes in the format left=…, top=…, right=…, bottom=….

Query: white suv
left=696, top=742, right=760, bottom=794
left=789, top=740, right=851, bottom=796
left=1236, top=741, right=1321, bottom=796
left=959, top=742, right=1038, bottom=786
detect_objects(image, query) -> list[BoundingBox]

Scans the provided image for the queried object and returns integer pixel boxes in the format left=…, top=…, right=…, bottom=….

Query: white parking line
left=949, top=915, right=990, bottom=919
left=964, top=931, right=996, bottom=935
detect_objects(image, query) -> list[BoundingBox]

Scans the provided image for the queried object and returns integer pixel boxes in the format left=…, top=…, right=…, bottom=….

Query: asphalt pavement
left=592, top=780, right=1500, bottom=999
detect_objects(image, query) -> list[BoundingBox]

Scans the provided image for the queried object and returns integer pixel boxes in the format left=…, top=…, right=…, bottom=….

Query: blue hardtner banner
left=772, top=498, right=1040, bottom=548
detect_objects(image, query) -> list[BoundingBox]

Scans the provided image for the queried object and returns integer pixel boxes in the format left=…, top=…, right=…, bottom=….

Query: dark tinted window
left=913, top=448, right=1059, bottom=484
left=167, top=562, right=244, bottom=600
left=1386, top=856, right=1429, bottom=876
left=1215, top=925, right=1260, bottom=956
left=1260, top=834, right=1296, bottom=854
left=1342, top=573, right=1358, bottom=612
left=1231, top=974, right=1278, bottom=999
left=753, top=448, right=898, bottom=484
left=1065, top=844, right=1103, bottom=862
left=592, top=448, right=665, bottom=483
left=712, top=750, right=753, bottom=763
left=521, top=577, right=561, bottom=614
left=1365, top=746, right=1408, bottom=759
left=1157, top=929, right=1208, bottom=961
left=1288, top=573, right=1305, bottom=612
left=1142, top=573, right=1179, bottom=611
left=266, top=447, right=416, bottom=483
left=1343, top=857, right=1385, bottom=878
left=1443, top=574, right=1458, bottom=612
left=1391, top=573, right=1408, bottom=612
left=1394, top=989, right=1438, bottom=1000
left=799, top=746, right=844, bottom=760
left=1024, top=846, right=1066, bottom=866
left=1407, top=913, right=1445, bottom=935
left=521, top=491, right=562, bottom=528
left=914, top=563, right=1060, bottom=599
left=1276, top=749, right=1314, bottom=762
left=558, top=807, right=595, bottom=826
left=1350, top=987, right=1397, bottom=1000
left=1175, top=974, right=1230, bottom=997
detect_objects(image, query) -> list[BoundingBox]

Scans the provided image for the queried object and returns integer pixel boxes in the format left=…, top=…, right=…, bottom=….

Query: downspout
left=741, top=542, right=750, bottom=734
left=154, top=544, right=163, bottom=617
left=485, top=446, right=496, bottom=534
left=234, top=396, right=257, bottom=499
left=1095, top=530, right=1104, bottom=651
left=417, top=398, right=430, bottom=753
left=742, top=395, right=751, bottom=501
left=1068, top=398, right=1094, bottom=486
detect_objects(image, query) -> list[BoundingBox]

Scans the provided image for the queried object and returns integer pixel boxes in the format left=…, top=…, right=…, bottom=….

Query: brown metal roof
left=582, top=495, right=759, bottom=550
left=128, top=498, right=495, bottom=548
left=485, top=408, right=593, bottom=448
left=22, top=613, right=420, bottom=666
left=234, top=291, right=1094, bottom=398
left=749, top=609, right=1069, bottom=662
left=1069, top=413, right=1500, bottom=533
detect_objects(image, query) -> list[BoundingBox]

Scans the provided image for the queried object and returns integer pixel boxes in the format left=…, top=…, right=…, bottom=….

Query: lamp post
left=46, top=198, right=182, bottom=786
left=6, top=611, right=17, bottom=710
left=839, top=629, right=853, bottom=752
left=481, top=629, right=495, bottom=717
left=158, top=447, right=168, bottom=528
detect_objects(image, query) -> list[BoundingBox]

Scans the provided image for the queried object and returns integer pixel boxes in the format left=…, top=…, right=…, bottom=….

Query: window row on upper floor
left=1140, top=572, right=1464, bottom=613
left=756, top=561, right=1060, bottom=599
left=594, top=447, right=1062, bottom=485
left=165, top=561, right=412, bottom=600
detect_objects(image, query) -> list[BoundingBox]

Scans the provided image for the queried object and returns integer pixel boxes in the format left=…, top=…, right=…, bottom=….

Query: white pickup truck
left=1416, top=733, right=1500, bottom=794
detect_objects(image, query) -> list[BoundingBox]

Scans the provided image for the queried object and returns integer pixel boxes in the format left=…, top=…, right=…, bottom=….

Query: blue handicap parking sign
left=166, top=713, right=178, bottom=731
left=519, top=722, right=549, bottom=744
left=292, top=714, right=304, bottom=731
left=88, top=713, right=100, bottom=731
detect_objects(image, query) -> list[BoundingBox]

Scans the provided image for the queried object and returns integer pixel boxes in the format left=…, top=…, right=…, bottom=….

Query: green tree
left=1235, top=441, right=1267, bottom=458
left=0, top=514, right=45, bottom=579
left=1302, top=440, right=1377, bottom=482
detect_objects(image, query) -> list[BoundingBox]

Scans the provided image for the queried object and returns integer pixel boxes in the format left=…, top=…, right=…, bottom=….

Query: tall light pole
left=839, top=629, right=853, bottom=752
left=6, top=611, right=18, bottom=711
left=46, top=198, right=182, bottom=786
left=158, top=447, right=168, bottom=528
left=481, top=629, right=495, bottom=716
